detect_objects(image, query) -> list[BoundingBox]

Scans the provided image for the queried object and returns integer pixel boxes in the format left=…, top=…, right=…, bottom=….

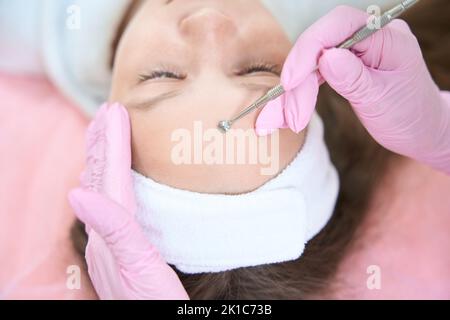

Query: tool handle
left=339, top=0, right=418, bottom=49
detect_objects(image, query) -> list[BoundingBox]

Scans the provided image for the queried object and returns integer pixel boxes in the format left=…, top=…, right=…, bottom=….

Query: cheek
left=128, top=105, right=305, bottom=194
left=129, top=108, right=177, bottom=172
left=128, top=94, right=264, bottom=173
left=128, top=89, right=257, bottom=170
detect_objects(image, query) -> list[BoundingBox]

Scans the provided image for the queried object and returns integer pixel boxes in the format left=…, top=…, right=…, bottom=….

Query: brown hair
left=72, top=0, right=450, bottom=299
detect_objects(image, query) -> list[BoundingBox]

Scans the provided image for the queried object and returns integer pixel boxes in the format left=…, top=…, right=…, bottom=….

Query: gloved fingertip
left=283, top=73, right=319, bottom=134
left=256, top=128, right=277, bottom=137
left=68, top=188, right=84, bottom=203
left=280, top=69, right=295, bottom=91
left=68, top=189, right=106, bottom=223
left=291, top=121, right=307, bottom=134
left=97, top=102, right=110, bottom=114
left=69, top=190, right=128, bottom=239
left=109, top=101, right=127, bottom=114
left=286, top=112, right=306, bottom=134
left=68, top=189, right=89, bottom=222
left=319, top=48, right=362, bottom=83
left=255, top=98, right=286, bottom=135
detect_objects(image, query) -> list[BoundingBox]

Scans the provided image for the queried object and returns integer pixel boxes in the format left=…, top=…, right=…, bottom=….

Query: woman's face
left=110, top=0, right=305, bottom=194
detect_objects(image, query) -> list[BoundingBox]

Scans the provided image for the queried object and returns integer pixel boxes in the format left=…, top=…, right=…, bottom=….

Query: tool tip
left=218, top=120, right=231, bottom=133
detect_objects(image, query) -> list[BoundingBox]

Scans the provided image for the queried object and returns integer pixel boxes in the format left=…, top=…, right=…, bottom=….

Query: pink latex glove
left=68, top=103, right=189, bottom=300
left=256, top=5, right=450, bottom=174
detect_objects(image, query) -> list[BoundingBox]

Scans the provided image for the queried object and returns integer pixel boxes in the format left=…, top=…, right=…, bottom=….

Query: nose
left=179, top=7, right=237, bottom=46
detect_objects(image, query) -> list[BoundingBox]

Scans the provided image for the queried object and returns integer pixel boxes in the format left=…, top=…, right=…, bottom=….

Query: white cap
left=41, top=0, right=131, bottom=116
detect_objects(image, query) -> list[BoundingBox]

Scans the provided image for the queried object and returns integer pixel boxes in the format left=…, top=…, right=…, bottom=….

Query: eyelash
left=139, top=70, right=186, bottom=82
left=138, top=63, right=279, bottom=82
left=236, top=63, right=280, bottom=76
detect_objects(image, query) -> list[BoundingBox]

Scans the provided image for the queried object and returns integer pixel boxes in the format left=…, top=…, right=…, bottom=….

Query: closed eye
left=138, top=70, right=187, bottom=82
left=138, top=62, right=280, bottom=83
left=237, top=63, right=281, bottom=76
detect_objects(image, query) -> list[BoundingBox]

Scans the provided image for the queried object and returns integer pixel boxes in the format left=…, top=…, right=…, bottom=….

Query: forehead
left=125, top=0, right=287, bottom=37
left=116, top=1, right=291, bottom=63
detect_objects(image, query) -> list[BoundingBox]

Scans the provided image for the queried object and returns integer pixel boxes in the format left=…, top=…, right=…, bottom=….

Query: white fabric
left=131, top=113, right=340, bottom=274
left=261, top=0, right=398, bottom=42
left=40, top=0, right=131, bottom=116
left=1, top=0, right=398, bottom=116
left=0, top=0, right=130, bottom=115
left=0, top=0, right=44, bottom=75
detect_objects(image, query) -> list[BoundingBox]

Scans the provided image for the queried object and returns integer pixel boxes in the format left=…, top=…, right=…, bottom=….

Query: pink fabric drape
left=0, top=73, right=95, bottom=299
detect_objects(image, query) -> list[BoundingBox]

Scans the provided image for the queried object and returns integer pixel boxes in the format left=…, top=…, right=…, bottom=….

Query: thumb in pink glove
left=68, top=103, right=189, bottom=300
left=256, top=5, right=450, bottom=174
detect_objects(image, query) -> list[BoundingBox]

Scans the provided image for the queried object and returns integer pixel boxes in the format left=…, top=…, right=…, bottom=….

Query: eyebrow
left=127, top=83, right=275, bottom=110
left=241, top=82, right=276, bottom=92
left=128, top=90, right=182, bottom=110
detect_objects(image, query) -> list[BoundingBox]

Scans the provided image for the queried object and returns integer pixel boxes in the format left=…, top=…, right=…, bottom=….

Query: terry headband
left=132, top=113, right=340, bottom=274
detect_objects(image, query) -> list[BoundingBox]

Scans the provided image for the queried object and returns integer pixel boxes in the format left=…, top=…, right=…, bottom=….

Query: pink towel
left=0, top=73, right=96, bottom=299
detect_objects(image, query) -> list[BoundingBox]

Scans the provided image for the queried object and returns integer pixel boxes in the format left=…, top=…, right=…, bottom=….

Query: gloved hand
left=68, top=103, right=189, bottom=300
left=256, top=5, right=450, bottom=174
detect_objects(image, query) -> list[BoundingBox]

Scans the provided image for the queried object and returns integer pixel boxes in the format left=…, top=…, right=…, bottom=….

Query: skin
left=109, top=0, right=305, bottom=194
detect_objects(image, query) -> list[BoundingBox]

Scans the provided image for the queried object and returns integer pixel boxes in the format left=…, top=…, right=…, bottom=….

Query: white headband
left=132, top=113, right=339, bottom=274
